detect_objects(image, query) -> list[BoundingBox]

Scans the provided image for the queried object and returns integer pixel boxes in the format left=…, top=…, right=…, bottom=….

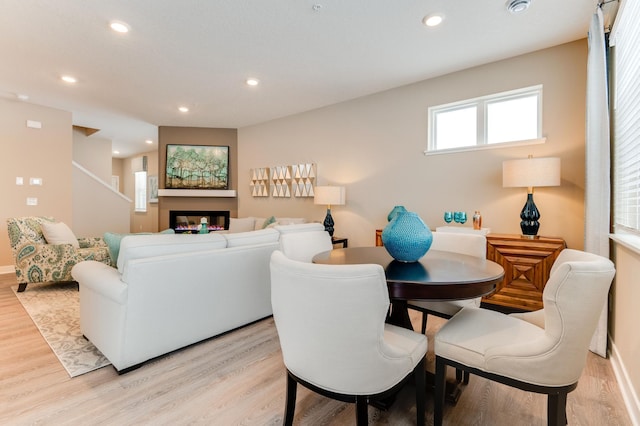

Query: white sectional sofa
left=72, top=226, right=317, bottom=373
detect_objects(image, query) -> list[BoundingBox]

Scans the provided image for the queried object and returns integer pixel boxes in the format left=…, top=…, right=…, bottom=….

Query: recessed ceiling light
left=110, top=21, right=130, bottom=33
left=246, top=78, right=260, bottom=86
left=16, top=93, right=29, bottom=101
left=113, top=150, right=120, bottom=155
left=61, top=75, right=77, bottom=83
left=145, top=139, right=153, bottom=144
left=507, top=0, right=531, bottom=14
left=423, top=14, right=444, bottom=27
left=178, top=106, right=189, bottom=113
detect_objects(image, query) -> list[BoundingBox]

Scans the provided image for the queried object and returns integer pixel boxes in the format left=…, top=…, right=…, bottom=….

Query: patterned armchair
left=7, top=216, right=112, bottom=292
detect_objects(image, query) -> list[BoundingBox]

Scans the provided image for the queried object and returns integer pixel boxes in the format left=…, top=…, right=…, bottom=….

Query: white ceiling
left=0, top=0, right=614, bottom=158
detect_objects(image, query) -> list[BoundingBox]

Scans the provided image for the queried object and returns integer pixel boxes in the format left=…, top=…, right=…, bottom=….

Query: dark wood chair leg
left=284, top=372, right=297, bottom=426
left=434, top=357, right=447, bottom=426
left=421, top=312, right=428, bottom=334
left=355, top=395, right=368, bottom=426
left=415, top=358, right=426, bottom=426
left=463, top=371, right=470, bottom=385
left=548, top=392, right=568, bottom=426
left=17, top=283, right=27, bottom=292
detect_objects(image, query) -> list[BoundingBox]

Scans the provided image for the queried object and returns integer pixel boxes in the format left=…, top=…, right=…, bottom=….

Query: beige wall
left=157, top=127, right=239, bottom=230
left=0, top=99, right=73, bottom=267
left=72, top=128, right=112, bottom=183
left=238, top=40, right=588, bottom=249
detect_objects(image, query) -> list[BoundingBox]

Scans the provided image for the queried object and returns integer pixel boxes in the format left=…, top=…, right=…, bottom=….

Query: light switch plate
left=29, top=177, right=43, bottom=186
left=16, top=177, right=24, bottom=185
left=26, top=197, right=38, bottom=206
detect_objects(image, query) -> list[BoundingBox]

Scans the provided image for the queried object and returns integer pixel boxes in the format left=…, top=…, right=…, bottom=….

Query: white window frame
left=611, top=0, right=640, bottom=247
left=134, top=171, right=147, bottom=213
left=426, top=85, right=545, bottom=155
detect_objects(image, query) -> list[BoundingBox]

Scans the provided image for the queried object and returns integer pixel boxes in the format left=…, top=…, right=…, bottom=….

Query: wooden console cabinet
left=483, top=234, right=566, bottom=312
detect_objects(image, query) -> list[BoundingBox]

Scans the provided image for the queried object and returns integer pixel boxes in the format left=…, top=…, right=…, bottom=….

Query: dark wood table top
left=312, top=246, right=504, bottom=301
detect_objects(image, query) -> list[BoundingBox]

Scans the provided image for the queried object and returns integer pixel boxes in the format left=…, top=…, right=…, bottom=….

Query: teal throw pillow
left=262, top=216, right=276, bottom=229
left=104, top=229, right=175, bottom=264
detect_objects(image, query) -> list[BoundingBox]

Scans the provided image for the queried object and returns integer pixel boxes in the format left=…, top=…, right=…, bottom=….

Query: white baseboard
left=610, top=339, right=640, bottom=425
left=0, top=265, right=15, bottom=275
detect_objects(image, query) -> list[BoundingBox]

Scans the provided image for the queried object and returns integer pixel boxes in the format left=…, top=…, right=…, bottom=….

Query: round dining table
left=312, top=246, right=505, bottom=330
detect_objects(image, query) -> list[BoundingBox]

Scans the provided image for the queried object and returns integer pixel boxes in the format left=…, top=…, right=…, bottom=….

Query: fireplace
left=169, top=210, right=230, bottom=233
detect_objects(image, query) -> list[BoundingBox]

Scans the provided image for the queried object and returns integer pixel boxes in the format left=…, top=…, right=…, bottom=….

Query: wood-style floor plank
left=0, top=274, right=631, bottom=425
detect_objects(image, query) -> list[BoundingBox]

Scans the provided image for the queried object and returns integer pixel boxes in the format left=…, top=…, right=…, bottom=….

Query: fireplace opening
left=169, top=210, right=230, bottom=233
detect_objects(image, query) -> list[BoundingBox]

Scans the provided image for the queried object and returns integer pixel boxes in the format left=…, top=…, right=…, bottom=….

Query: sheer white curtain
left=585, top=7, right=610, bottom=358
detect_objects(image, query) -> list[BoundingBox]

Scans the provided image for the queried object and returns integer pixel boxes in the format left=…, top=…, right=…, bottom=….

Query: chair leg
left=421, top=312, right=428, bottom=334
left=355, top=395, right=368, bottom=426
left=463, top=371, right=470, bottom=385
left=434, top=357, right=447, bottom=426
left=284, top=372, right=297, bottom=426
left=17, top=283, right=27, bottom=292
left=414, top=357, right=426, bottom=426
left=548, top=392, right=568, bottom=426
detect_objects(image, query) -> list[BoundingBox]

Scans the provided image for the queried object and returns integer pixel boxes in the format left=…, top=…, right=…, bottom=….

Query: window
left=427, top=85, right=543, bottom=154
left=612, top=0, right=640, bottom=236
left=134, top=171, right=147, bottom=212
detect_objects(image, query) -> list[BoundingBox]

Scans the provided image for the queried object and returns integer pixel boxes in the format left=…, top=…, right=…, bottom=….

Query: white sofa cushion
left=224, top=228, right=280, bottom=248
left=228, top=217, right=256, bottom=233
left=117, top=233, right=227, bottom=273
left=276, top=217, right=307, bottom=226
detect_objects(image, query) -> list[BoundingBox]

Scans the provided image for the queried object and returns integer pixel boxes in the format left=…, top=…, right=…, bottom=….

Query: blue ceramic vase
left=382, top=211, right=433, bottom=262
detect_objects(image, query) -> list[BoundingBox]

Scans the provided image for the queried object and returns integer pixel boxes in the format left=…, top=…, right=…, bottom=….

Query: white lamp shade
left=314, top=186, right=345, bottom=206
left=503, top=157, right=561, bottom=188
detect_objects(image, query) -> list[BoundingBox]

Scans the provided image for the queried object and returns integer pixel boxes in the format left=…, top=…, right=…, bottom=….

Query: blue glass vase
left=381, top=211, right=433, bottom=262
left=387, top=205, right=407, bottom=222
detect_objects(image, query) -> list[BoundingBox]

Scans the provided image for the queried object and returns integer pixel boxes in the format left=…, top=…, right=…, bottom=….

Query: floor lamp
left=503, top=155, right=561, bottom=238
left=314, top=186, right=345, bottom=237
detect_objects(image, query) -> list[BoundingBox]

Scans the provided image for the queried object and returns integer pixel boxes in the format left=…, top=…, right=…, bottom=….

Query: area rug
left=12, top=282, right=111, bottom=377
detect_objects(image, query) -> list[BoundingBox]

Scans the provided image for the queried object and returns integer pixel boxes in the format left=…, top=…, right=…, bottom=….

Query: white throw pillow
left=41, top=222, right=79, bottom=248
left=228, top=217, right=256, bottom=233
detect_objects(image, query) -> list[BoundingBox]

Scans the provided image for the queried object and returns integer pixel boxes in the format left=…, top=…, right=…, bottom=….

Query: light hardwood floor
left=0, top=274, right=631, bottom=425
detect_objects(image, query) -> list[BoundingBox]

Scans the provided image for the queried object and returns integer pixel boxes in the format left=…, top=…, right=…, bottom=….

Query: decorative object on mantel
left=271, top=165, right=292, bottom=197
left=382, top=210, right=433, bottom=262
left=165, top=144, right=229, bottom=190
left=292, top=163, right=316, bottom=197
left=199, top=217, right=209, bottom=234
left=314, top=186, right=345, bottom=237
left=503, top=155, right=561, bottom=238
left=387, top=205, right=407, bottom=222
left=250, top=167, right=270, bottom=197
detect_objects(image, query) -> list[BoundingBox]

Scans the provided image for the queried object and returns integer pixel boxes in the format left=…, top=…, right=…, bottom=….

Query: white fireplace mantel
left=157, top=189, right=237, bottom=198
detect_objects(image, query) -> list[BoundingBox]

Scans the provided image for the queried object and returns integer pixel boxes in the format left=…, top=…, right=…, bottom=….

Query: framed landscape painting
left=165, top=144, right=229, bottom=190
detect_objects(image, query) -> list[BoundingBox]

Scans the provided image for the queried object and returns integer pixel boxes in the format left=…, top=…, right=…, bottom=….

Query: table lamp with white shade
left=503, top=155, right=561, bottom=238
left=314, top=186, right=345, bottom=237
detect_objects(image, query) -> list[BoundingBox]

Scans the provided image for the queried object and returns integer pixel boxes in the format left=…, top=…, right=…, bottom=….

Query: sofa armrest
left=72, top=261, right=127, bottom=304
left=12, top=243, right=83, bottom=284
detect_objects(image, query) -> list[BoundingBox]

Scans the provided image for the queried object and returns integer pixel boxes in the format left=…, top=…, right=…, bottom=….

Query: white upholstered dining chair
left=433, top=249, right=616, bottom=426
left=276, top=222, right=333, bottom=262
left=407, top=232, right=487, bottom=383
left=270, top=250, right=428, bottom=425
